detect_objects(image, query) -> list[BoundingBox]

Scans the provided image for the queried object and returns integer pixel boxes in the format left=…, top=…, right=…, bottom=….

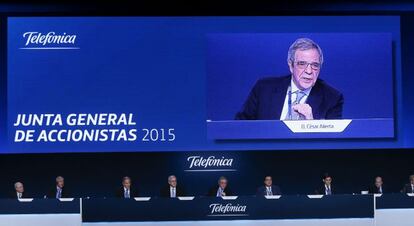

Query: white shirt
left=16, top=192, right=22, bottom=199
left=266, top=186, right=272, bottom=195
left=280, top=79, right=312, bottom=120
left=170, top=186, right=176, bottom=198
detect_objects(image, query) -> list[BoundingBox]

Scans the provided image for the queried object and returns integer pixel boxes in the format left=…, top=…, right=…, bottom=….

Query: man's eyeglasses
left=295, top=61, right=321, bottom=70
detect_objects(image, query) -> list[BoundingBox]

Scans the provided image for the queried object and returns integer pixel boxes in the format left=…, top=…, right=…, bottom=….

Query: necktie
left=18, top=193, right=21, bottom=199
left=326, top=186, right=331, bottom=195
left=287, top=90, right=307, bottom=120
left=125, top=189, right=130, bottom=198
left=56, top=189, right=61, bottom=199
left=295, top=91, right=306, bottom=105
left=216, top=188, right=223, bottom=197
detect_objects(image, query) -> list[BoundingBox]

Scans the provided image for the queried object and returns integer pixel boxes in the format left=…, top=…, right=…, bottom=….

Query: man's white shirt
left=170, top=186, right=176, bottom=198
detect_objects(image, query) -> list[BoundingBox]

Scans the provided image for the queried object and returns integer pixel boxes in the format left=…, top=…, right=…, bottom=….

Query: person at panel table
left=208, top=176, right=233, bottom=197
left=235, top=38, right=343, bottom=120
left=47, top=176, right=70, bottom=198
left=160, top=175, right=186, bottom=198
left=256, top=176, right=282, bottom=196
left=11, top=182, right=29, bottom=199
left=315, top=173, right=335, bottom=195
left=369, top=176, right=386, bottom=194
left=401, top=175, right=414, bottom=193
left=116, top=176, right=139, bottom=198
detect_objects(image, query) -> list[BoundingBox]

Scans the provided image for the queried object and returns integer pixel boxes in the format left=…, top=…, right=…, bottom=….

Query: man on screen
left=369, top=176, right=386, bottom=194
left=47, top=176, right=70, bottom=198
left=236, top=38, right=343, bottom=120
left=11, top=182, right=28, bottom=199
left=208, top=176, right=233, bottom=197
left=315, top=173, right=335, bottom=195
left=401, top=175, right=414, bottom=193
left=160, top=175, right=185, bottom=198
left=256, top=176, right=282, bottom=196
left=116, top=176, right=139, bottom=198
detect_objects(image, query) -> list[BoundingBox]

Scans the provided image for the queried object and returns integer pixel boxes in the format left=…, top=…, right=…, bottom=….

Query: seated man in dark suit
left=256, top=176, right=282, bottom=196
left=160, top=175, right=185, bottom=198
left=11, top=182, right=29, bottom=199
left=369, top=176, right=386, bottom=194
left=116, top=176, right=139, bottom=198
left=401, top=175, right=414, bottom=193
left=315, top=173, right=335, bottom=195
left=47, top=176, right=70, bottom=198
left=236, top=38, right=343, bottom=120
left=208, top=176, right=233, bottom=197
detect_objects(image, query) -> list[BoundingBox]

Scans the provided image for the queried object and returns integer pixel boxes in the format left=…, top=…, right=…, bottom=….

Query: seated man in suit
left=116, top=176, right=139, bottom=198
left=315, top=173, right=335, bottom=195
left=401, top=175, right=414, bottom=193
left=369, top=176, right=386, bottom=194
left=160, top=175, right=185, bottom=198
left=236, top=38, right=343, bottom=120
left=12, top=182, right=28, bottom=199
left=208, top=176, right=233, bottom=197
left=47, top=176, right=70, bottom=198
left=256, top=176, right=282, bottom=196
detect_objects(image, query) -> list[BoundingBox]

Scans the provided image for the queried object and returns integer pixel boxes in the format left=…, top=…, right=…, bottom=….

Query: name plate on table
left=283, top=120, right=352, bottom=133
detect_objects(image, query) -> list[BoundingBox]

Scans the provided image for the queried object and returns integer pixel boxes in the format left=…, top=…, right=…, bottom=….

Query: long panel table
left=1, top=194, right=413, bottom=226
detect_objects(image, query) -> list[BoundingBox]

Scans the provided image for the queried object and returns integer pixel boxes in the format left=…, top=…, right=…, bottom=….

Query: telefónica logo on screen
left=20, top=31, right=79, bottom=50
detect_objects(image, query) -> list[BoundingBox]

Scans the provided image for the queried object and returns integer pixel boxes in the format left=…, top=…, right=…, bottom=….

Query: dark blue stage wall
left=1, top=149, right=414, bottom=198
left=5, top=16, right=405, bottom=154
left=3, top=14, right=414, bottom=200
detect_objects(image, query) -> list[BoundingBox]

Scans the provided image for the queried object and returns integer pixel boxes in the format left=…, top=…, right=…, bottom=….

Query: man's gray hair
left=14, top=182, right=23, bottom=189
left=122, top=176, right=131, bottom=182
left=287, top=38, right=324, bottom=65
left=168, top=175, right=176, bottom=182
left=218, top=176, right=227, bottom=183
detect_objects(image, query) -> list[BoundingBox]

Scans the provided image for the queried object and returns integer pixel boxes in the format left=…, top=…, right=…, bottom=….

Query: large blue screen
left=5, top=16, right=403, bottom=153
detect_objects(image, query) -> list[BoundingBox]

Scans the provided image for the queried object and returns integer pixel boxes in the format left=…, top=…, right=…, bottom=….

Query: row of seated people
left=9, top=174, right=414, bottom=199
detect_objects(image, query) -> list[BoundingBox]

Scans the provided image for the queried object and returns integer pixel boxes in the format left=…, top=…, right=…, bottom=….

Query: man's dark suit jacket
left=369, top=185, right=386, bottom=194
left=160, top=185, right=186, bottom=197
left=208, top=186, right=233, bottom=197
left=235, top=75, right=344, bottom=120
left=401, top=184, right=414, bottom=193
left=10, top=192, right=30, bottom=199
left=256, top=185, right=282, bottom=196
left=47, top=187, right=70, bottom=198
left=116, top=187, right=139, bottom=198
left=315, top=185, right=335, bottom=195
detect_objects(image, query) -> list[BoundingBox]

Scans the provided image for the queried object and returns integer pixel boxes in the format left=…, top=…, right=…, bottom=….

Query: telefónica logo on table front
left=208, top=203, right=248, bottom=217
left=185, top=156, right=236, bottom=172
left=20, top=31, right=79, bottom=49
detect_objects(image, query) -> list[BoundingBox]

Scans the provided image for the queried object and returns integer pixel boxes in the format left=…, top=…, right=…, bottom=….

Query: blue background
left=207, top=33, right=393, bottom=120
left=6, top=16, right=404, bottom=153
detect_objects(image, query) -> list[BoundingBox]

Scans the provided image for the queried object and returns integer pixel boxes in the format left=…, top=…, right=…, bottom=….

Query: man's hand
left=292, top=104, right=313, bottom=120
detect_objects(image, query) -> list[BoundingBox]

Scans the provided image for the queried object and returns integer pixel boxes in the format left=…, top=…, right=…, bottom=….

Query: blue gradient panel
left=6, top=16, right=402, bottom=153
